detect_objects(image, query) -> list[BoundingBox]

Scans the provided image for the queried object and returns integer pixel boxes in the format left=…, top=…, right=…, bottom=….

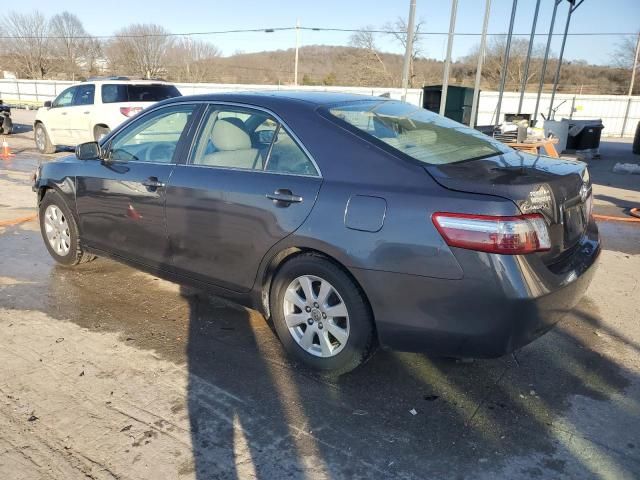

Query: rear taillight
left=120, top=107, right=143, bottom=117
left=432, top=212, right=551, bottom=254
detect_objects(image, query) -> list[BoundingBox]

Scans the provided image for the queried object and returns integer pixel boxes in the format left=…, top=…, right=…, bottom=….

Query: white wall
left=1, top=79, right=638, bottom=137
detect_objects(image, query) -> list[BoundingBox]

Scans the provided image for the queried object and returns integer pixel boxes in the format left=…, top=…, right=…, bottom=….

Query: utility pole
left=517, top=0, right=541, bottom=115
left=470, top=0, right=491, bottom=129
left=401, top=0, right=417, bottom=101
left=294, top=19, right=300, bottom=86
left=439, top=0, right=458, bottom=116
left=494, top=0, right=518, bottom=128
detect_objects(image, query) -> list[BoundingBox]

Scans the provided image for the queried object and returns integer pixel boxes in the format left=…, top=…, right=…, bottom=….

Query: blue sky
left=14, top=0, right=640, bottom=65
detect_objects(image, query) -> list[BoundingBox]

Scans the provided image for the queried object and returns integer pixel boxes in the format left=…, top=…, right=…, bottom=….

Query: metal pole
left=401, top=0, right=417, bottom=101
left=439, top=0, right=458, bottom=116
left=621, top=33, right=640, bottom=137
left=548, top=0, right=584, bottom=119
left=294, top=19, right=300, bottom=86
left=627, top=32, right=640, bottom=96
left=533, top=0, right=561, bottom=124
left=517, top=0, right=541, bottom=115
left=470, top=0, right=491, bottom=128
left=494, top=0, right=518, bottom=128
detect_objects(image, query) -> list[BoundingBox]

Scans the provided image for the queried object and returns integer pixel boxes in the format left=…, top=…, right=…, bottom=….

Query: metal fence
left=1, top=78, right=638, bottom=137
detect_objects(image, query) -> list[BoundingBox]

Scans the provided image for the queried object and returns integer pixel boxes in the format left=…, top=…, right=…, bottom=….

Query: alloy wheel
left=283, top=275, right=350, bottom=358
left=43, top=204, right=71, bottom=256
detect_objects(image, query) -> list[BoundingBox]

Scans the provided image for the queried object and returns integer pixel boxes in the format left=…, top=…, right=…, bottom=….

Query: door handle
left=83, top=111, right=90, bottom=114
left=61, top=112, right=68, bottom=116
left=142, top=177, right=165, bottom=189
left=266, top=189, right=303, bottom=206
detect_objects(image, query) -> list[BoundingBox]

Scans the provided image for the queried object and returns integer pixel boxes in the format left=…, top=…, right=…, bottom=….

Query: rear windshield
left=327, top=100, right=509, bottom=165
left=101, top=84, right=181, bottom=104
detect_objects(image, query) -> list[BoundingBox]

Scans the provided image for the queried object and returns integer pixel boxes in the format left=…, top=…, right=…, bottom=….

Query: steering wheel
left=145, top=143, right=175, bottom=163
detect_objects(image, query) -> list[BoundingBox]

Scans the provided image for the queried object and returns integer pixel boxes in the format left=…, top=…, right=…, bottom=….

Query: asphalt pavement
left=0, top=109, right=639, bottom=479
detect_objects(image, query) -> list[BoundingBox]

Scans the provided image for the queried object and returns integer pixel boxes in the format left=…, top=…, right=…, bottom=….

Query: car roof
left=162, top=90, right=391, bottom=109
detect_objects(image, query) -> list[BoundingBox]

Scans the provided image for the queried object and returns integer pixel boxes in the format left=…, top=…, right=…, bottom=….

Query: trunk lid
left=425, top=150, right=592, bottom=262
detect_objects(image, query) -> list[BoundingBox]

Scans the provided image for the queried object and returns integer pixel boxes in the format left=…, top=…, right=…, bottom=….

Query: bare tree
left=167, top=38, right=221, bottom=82
left=107, top=24, right=173, bottom=78
left=83, top=37, right=105, bottom=77
left=612, top=33, right=640, bottom=69
left=49, top=11, right=88, bottom=80
left=384, top=17, right=424, bottom=87
left=1, top=11, right=51, bottom=78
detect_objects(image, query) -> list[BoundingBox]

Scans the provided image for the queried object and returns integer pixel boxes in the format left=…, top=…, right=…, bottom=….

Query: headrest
left=211, top=119, right=251, bottom=151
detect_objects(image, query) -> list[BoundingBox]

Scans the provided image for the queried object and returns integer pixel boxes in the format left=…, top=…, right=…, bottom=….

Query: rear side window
left=327, top=100, right=508, bottom=165
left=101, top=84, right=181, bottom=104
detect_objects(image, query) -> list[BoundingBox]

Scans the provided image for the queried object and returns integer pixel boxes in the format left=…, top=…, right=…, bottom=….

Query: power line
left=0, top=26, right=636, bottom=40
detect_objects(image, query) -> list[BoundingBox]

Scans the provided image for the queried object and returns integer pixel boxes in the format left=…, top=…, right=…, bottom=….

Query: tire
left=270, top=253, right=376, bottom=375
left=94, top=125, right=110, bottom=142
left=1, top=115, right=12, bottom=134
left=34, top=123, right=55, bottom=154
left=39, top=190, right=95, bottom=266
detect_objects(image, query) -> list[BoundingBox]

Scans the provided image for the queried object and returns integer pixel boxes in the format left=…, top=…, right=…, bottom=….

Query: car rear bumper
left=352, top=220, right=600, bottom=358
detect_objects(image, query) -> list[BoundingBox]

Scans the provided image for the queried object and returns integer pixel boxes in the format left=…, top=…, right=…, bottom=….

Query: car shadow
left=0, top=224, right=638, bottom=478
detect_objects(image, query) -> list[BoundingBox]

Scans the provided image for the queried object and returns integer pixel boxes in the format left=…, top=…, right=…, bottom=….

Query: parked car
left=34, top=78, right=181, bottom=154
left=33, top=92, right=600, bottom=374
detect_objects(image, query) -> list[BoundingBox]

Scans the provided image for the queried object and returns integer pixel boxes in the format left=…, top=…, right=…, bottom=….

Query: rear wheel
left=34, top=123, right=55, bottom=154
left=270, top=254, right=375, bottom=375
left=39, top=190, right=95, bottom=266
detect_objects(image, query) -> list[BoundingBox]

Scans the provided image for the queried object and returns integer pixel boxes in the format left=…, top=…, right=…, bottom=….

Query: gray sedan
left=34, top=92, right=600, bottom=374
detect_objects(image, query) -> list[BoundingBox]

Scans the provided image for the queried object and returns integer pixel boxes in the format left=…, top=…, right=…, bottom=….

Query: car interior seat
left=200, top=119, right=262, bottom=169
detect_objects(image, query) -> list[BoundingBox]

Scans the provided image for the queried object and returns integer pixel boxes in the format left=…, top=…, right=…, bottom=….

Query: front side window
left=108, top=104, right=195, bottom=163
left=73, top=84, right=95, bottom=106
left=52, top=87, right=76, bottom=108
left=327, top=100, right=509, bottom=165
left=192, top=105, right=318, bottom=176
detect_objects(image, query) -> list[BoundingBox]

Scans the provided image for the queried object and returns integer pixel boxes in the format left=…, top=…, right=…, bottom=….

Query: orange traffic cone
left=1, top=139, right=14, bottom=159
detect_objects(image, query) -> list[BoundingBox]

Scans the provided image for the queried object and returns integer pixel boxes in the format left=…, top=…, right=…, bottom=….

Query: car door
left=68, top=83, right=95, bottom=143
left=76, top=103, right=201, bottom=268
left=47, top=86, right=77, bottom=144
left=165, top=104, right=323, bottom=292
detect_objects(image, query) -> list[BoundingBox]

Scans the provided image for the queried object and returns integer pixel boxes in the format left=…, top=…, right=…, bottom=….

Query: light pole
left=494, top=0, right=518, bottom=128
left=294, top=19, right=300, bottom=86
left=547, top=0, right=584, bottom=120
left=439, top=0, right=458, bottom=116
left=470, top=0, right=491, bottom=129
left=401, top=0, right=417, bottom=101
left=517, top=0, right=541, bottom=115
left=532, top=0, right=562, bottom=125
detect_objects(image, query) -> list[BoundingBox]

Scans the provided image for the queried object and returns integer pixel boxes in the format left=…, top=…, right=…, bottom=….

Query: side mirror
left=43, top=101, right=52, bottom=108
left=75, top=141, right=102, bottom=160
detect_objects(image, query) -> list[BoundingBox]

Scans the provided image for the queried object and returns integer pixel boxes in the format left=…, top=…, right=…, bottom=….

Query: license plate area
left=563, top=203, right=587, bottom=247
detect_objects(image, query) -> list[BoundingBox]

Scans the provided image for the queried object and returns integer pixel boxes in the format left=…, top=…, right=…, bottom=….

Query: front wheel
left=34, top=123, right=55, bottom=154
left=270, top=254, right=376, bottom=375
left=39, top=190, right=95, bottom=266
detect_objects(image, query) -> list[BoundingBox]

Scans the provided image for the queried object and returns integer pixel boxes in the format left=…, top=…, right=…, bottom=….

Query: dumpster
left=423, top=85, right=476, bottom=125
left=566, top=119, right=604, bottom=150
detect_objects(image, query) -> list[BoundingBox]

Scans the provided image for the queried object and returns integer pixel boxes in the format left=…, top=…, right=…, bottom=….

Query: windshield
left=327, top=100, right=509, bottom=165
